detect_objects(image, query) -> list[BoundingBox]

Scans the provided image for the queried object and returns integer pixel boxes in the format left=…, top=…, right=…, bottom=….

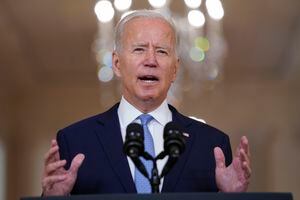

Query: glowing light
left=188, top=10, right=205, bottom=28
left=98, top=66, right=114, bottom=82
left=102, top=51, right=112, bottom=67
left=189, top=116, right=206, bottom=123
left=206, top=0, right=224, bottom=20
left=148, top=0, right=167, bottom=8
left=94, top=0, right=115, bottom=23
left=189, top=47, right=205, bottom=62
left=114, top=0, right=132, bottom=11
left=207, top=67, right=219, bottom=80
left=184, top=0, right=202, bottom=9
left=195, top=37, right=210, bottom=51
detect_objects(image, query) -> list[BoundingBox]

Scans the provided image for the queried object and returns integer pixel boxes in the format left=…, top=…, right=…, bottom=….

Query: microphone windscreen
left=126, top=123, right=143, bottom=139
left=163, top=121, right=185, bottom=157
left=124, top=123, right=144, bottom=158
left=161, top=122, right=185, bottom=177
left=163, top=122, right=182, bottom=138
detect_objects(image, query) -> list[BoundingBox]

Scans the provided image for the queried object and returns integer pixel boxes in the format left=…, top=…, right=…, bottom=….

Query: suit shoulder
left=176, top=110, right=229, bottom=139
left=58, top=103, right=119, bottom=135
left=192, top=117, right=227, bottom=136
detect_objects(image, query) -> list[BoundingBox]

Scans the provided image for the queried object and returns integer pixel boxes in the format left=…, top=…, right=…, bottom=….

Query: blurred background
left=0, top=0, right=300, bottom=200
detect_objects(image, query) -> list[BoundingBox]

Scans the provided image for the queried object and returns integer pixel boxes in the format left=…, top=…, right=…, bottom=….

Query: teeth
left=142, top=80, right=156, bottom=83
left=138, top=76, right=158, bottom=82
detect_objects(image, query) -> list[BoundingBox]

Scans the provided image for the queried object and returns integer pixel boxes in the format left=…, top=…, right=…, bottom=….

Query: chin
left=139, top=92, right=165, bottom=103
left=135, top=88, right=165, bottom=102
left=139, top=95, right=155, bottom=102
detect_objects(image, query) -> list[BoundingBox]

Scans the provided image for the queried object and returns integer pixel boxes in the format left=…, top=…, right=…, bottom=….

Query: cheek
left=165, top=65, right=177, bottom=80
left=120, top=58, right=138, bottom=74
left=118, top=62, right=131, bottom=76
left=120, top=66, right=136, bottom=85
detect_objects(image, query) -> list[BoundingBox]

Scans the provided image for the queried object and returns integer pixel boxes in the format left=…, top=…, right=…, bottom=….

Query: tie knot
left=138, top=114, right=153, bottom=126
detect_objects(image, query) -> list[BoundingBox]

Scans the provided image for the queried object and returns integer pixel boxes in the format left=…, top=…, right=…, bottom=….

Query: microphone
left=123, top=123, right=149, bottom=178
left=124, top=123, right=144, bottom=158
left=163, top=122, right=185, bottom=158
left=161, top=122, right=185, bottom=177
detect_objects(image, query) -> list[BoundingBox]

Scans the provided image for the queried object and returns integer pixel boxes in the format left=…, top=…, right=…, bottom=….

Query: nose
left=144, top=48, right=158, bottom=68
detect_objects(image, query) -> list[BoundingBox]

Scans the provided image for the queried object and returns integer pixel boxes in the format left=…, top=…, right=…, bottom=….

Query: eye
left=157, top=49, right=168, bottom=55
left=133, top=47, right=145, bottom=53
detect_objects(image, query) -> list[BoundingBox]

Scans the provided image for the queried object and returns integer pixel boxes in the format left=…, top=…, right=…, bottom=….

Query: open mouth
left=138, top=75, right=159, bottom=83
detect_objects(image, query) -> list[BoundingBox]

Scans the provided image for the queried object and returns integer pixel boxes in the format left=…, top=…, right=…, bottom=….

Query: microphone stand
left=141, top=151, right=169, bottom=193
left=125, top=122, right=184, bottom=193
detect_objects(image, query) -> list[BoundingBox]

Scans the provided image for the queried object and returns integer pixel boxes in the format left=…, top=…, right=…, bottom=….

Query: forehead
left=122, top=17, right=175, bottom=43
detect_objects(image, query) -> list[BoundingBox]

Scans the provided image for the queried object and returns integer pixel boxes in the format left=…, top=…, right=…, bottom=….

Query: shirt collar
left=118, top=96, right=171, bottom=128
left=148, top=99, right=171, bottom=126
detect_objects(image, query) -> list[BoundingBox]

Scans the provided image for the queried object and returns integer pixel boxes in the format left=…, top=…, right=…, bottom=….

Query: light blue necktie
left=135, top=114, right=155, bottom=193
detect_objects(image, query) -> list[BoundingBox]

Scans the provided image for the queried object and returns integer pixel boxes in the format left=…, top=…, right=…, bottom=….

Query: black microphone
left=161, top=122, right=185, bottom=177
left=163, top=122, right=185, bottom=158
left=124, top=123, right=144, bottom=158
left=123, top=123, right=149, bottom=178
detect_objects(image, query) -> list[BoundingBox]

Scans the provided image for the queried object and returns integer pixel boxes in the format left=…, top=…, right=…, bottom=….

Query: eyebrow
left=132, top=43, right=171, bottom=50
left=132, top=43, right=148, bottom=48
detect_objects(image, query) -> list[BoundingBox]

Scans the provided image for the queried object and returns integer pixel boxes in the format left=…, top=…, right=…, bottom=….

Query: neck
left=123, top=95, right=165, bottom=113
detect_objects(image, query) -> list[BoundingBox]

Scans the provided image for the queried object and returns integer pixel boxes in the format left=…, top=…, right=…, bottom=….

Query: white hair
left=114, top=9, right=179, bottom=54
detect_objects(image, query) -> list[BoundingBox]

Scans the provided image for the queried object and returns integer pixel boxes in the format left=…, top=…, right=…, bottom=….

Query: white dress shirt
left=117, top=96, right=172, bottom=191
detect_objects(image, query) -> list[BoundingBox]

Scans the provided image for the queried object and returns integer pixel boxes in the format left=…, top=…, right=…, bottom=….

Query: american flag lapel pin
left=183, top=132, right=190, bottom=137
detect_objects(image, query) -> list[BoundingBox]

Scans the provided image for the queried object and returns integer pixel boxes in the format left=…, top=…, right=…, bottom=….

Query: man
left=42, top=10, right=251, bottom=196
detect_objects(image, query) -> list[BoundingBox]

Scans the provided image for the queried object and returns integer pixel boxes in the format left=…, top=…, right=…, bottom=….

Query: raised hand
left=41, top=139, right=85, bottom=196
left=214, top=136, right=251, bottom=192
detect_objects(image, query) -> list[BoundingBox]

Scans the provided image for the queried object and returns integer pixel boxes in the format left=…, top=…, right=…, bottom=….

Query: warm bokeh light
left=114, top=0, right=132, bottom=11
left=188, top=10, right=205, bottom=27
left=148, top=0, right=167, bottom=8
left=206, top=0, right=224, bottom=20
left=189, top=47, right=205, bottom=62
left=102, top=51, right=112, bottom=67
left=195, top=36, right=210, bottom=51
left=94, top=0, right=115, bottom=23
left=207, top=67, right=219, bottom=80
left=98, top=66, right=114, bottom=82
left=184, top=0, right=202, bottom=9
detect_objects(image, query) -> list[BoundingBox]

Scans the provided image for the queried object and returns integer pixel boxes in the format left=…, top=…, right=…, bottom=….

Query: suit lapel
left=162, top=105, right=195, bottom=192
left=95, top=103, right=136, bottom=193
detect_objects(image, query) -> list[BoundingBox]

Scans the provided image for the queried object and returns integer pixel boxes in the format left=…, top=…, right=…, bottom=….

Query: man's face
left=113, top=17, right=179, bottom=110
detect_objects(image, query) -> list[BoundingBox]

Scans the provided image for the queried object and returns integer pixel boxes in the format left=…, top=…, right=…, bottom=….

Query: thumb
left=69, top=153, right=85, bottom=175
left=214, top=147, right=226, bottom=169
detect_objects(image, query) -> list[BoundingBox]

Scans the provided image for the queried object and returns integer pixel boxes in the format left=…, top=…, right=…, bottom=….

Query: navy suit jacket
left=57, top=103, right=232, bottom=194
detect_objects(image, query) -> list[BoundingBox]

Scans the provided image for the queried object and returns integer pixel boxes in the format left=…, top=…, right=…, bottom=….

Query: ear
left=112, top=51, right=122, bottom=77
left=171, top=57, right=180, bottom=82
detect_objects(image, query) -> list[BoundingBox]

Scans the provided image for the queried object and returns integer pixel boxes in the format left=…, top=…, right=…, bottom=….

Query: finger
left=242, top=161, right=252, bottom=179
left=240, top=148, right=250, bottom=165
left=214, top=147, right=226, bottom=169
left=235, top=136, right=249, bottom=158
left=240, top=147, right=251, bottom=180
left=45, top=160, right=67, bottom=175
left=240, top=136, right=250, bottom=157
left=69, top=154, right=85, bottom=176
left=42, top=174, right=67, bottom=189
left=44, top=145, right=60, bottom=165
left=51, top=139, right=57, bottom=147
left=51, top=139, right=60, bottom=161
